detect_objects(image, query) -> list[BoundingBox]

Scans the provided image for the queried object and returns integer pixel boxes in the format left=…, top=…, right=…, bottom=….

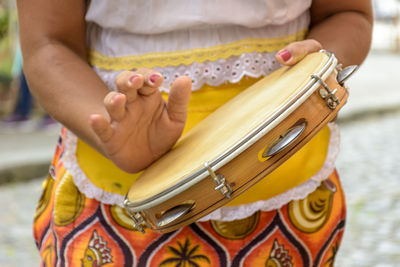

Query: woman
left=17, top=0, right=372, bottom=266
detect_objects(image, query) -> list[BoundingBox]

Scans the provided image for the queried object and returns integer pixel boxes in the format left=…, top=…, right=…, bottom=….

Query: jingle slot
left=156, top=201, right=196, bottom=228
left=262, top=119, right=307, bottom=158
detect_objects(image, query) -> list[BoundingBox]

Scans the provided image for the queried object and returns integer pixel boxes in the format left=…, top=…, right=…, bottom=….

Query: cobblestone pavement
left=1, top=111, right=399, bottom=266
left=335, top=111, right=400, bottom=267
left=0, top=178, right=42, bottom=266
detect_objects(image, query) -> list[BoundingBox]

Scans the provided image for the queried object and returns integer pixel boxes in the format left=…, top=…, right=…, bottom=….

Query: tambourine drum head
left=127, top=52, right=329, bottom=204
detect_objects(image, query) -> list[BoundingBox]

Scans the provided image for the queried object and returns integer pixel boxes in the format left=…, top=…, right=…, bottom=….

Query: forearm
left=23, top=41, right=110, bottom=154
left=308, top=11, right=373, bottom=66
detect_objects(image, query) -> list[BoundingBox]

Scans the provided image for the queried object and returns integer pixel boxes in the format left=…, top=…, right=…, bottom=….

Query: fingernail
left=277, top=49, right=292, bottom=62
left=112, top=93, right=120, bottom=102
left=129, top=74, right=140, bottom=84
left=149, top=74, right=161, bottom=85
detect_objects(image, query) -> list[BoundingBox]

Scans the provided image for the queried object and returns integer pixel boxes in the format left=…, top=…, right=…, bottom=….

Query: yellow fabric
left=88, top=30, right=307, bottom=70
left=76, top=140, right=138, bottom=196
left=76, top=77, right=330, bottom=205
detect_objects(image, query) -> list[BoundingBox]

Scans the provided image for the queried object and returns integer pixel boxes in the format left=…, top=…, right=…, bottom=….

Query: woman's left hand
left=275, top=39, right=323, bottom=66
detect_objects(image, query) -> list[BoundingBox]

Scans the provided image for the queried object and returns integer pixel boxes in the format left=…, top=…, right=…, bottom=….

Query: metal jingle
left=337, top=65, right=358, bottom=85
left=157, top=202, right=195, bottom=228
left=263, top=120, right=307, bottom=158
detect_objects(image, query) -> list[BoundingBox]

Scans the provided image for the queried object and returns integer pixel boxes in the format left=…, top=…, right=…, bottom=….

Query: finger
left=115, top=71, right=144, bottom=102
left=104, top=92, right=126, bottom=122
left=136, top=68, right=164, bottom=95
left=275, top=39, right=322, bottom=66
left=167, top=76, right=192, bottom=123
left=89, top=114, right=114, bottom=143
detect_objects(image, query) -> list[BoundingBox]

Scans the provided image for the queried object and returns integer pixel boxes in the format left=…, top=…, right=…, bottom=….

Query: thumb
left=275, top=39, right=322, bottom=66
left=167, top=76, right=192, bottom=123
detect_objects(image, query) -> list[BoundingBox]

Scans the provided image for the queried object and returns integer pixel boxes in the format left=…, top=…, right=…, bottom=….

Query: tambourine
left=124, top=51, right=356, bottom=233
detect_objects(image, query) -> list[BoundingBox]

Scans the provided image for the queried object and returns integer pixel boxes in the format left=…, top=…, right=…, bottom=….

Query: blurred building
left=373, top=0, right=400, bottom=20
left=372, top=0, right=400, bottom=52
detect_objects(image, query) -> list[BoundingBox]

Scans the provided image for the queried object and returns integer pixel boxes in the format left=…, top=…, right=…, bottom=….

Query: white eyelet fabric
left=94, top=52, right=282, bottom=92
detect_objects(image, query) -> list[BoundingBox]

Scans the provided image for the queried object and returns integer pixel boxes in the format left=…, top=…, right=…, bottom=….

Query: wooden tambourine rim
left=125, top=51, right=337, bottom=211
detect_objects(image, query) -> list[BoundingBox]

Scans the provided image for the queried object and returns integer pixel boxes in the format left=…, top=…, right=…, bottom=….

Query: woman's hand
left=89, top=69, right=192, bottom=173
left=275, top=39, right=323, bottom=66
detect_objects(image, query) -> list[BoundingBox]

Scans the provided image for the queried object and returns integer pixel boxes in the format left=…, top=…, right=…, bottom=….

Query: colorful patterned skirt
left=33, top=137, right=346, bottom=267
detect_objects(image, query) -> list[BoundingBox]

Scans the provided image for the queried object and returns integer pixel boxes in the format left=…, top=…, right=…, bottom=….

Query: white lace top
left=61, top=0, right=341, bottom=221
left=86, top=0, right=312, bottom=92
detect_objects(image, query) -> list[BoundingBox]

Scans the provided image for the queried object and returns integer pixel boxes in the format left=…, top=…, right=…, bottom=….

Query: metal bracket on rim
left=204, top=162, right=232, bottom=199
left=311, top=74, right=340, bottom=110
left=126, top=210, right=146, bottom=233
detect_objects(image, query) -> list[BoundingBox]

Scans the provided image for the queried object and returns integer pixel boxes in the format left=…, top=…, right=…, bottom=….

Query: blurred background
left=0, top=0, right=400, bottom=266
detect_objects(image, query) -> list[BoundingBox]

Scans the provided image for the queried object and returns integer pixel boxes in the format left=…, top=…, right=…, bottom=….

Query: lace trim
left=62, top=123, right=339, bottom=222
left=94, top=52, right=282, bottom=92
left=63, top=130, right=125, bottom=205
left=89, top=30, right=307, bottom=70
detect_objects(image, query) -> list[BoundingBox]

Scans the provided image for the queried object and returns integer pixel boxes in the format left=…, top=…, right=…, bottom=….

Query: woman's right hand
left=89, top=69, right=192, bottom=173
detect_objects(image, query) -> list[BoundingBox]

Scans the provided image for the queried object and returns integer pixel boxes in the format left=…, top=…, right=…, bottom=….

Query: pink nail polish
left=129, top=74, right=140, bottom=83
left=278, top=49, right=292, bottom=62
left=149, top=74, right=161, bottom=84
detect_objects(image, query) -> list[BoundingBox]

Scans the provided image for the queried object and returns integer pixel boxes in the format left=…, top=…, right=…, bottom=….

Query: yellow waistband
left=76, top=77, right=329, bottom=205
left=88, top=30, right=307, bottom=70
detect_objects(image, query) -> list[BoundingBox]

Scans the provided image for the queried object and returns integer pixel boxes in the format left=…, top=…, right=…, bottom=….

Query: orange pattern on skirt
left=33, top=129, right=346, bottom=266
